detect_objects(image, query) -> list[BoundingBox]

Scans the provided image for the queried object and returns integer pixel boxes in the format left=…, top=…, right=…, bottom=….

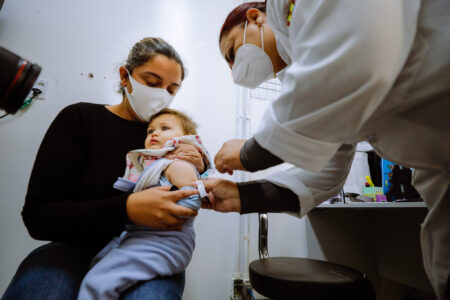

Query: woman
left=2, top=37, right=204, bottom=300
left=201, top=1, right=450, bottom=299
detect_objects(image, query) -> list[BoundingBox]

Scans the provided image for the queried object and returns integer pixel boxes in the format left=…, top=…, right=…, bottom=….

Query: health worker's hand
left=165, top=144, right=205, bottom=174
left=214, top=139, right=246, bottom=175
left=196, top=178, right=241, bottom=213
left=126, top=185, right=198, bottom=230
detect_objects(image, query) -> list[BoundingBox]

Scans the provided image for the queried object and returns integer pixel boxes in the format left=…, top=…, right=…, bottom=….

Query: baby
left=77, top=108, right=213, bottom=300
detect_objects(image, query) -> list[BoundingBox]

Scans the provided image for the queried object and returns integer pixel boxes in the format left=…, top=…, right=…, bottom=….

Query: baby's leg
left=77, top=230, right=194, bottom=300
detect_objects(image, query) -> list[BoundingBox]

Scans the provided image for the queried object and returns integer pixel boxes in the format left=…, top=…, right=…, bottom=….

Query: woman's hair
left=119, top=37, right=186, bottom=95
left=149, top=108, right=198, bottom=135
left=219, top=1, right=266, bottom=44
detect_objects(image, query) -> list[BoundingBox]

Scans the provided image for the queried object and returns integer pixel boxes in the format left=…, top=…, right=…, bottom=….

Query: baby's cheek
left=144, top=138, right=150, bottom=148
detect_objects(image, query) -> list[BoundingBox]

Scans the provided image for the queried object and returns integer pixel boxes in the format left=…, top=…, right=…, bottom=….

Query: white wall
left=246, top=94, right=308, bottom=273
left=0, top=0, right=308, bottom=299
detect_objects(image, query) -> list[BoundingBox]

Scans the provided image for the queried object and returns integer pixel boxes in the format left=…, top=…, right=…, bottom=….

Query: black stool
left=249, top=213, right=375, bottom=300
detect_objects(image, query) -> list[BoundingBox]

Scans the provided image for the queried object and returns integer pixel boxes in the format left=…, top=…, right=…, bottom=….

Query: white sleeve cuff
left=266, top=170, right=314, bottom=218
left=254, top=106, right=342, bottom=173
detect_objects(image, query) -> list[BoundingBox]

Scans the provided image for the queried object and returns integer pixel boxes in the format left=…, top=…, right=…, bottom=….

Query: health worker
left=201, top=1, right=450, bottom=299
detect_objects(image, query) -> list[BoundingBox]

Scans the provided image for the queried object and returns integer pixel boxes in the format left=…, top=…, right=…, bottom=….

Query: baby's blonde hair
left=148, top=108, right=198, bottom=135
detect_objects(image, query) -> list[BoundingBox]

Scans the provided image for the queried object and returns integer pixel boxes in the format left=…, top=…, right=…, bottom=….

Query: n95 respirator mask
left=232, top=21, right=274, bottom=89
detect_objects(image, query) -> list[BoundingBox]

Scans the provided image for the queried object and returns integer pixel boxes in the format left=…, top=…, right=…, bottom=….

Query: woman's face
left=219, top=15, right=285, bottom=73
left=145, top=114, right=185, bottom=149
left=121, top=54, right=183, bottom=96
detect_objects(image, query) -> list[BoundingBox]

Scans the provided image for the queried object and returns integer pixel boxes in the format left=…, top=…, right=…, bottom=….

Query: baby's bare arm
left=164, top=160, right=199, bottom=188
left=164, top=144, right=205, bottom=173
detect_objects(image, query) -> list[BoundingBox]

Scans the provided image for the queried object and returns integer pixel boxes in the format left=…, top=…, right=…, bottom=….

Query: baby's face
left=145, top=114, right=185, bottom=149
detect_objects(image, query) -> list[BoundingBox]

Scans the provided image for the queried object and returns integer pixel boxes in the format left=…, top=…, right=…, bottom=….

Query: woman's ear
left=119, top=66, right=129, bottom=88
left=246, top=8, right=264, bottom=27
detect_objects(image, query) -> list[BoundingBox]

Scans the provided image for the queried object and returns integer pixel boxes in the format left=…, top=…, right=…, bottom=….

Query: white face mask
left=124, top=70, right=174, bottom=122
left=232, top=21, right=274, bottom=89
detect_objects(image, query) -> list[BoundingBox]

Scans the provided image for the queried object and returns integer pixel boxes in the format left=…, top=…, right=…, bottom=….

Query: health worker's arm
left=237, top=180, right=299, bottom=214
left=211, top=142, right=354, bottom=216
left=200, top=177, right=299, bottom=213
left=240, top=137, right=283, bottom=172
left=251, top=0, right=413, bottom=173
left=264, top=144, right=355, bottom=218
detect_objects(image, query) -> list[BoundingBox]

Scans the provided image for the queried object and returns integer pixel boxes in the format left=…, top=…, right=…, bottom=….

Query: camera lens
left=0, top=47, right=42, bottom=114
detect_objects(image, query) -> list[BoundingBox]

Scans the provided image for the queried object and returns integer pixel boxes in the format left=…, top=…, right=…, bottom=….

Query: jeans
left=2, top=242, right=185, bottom=300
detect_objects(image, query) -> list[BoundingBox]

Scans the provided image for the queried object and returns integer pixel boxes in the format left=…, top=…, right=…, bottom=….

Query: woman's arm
left=126, top=186, right=198, bottom=230
left=22, top=104, right=197, bottom=243
left=22, top=105, right=127, bottom=242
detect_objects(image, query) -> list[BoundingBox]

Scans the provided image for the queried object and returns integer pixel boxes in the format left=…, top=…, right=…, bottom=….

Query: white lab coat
left=256, top=0, right=450, bottom=298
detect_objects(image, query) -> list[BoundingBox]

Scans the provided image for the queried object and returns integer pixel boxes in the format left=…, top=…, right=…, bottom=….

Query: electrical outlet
left=31, top=77, right=52, bottom=100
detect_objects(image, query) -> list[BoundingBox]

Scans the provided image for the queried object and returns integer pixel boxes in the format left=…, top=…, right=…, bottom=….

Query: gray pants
left=77, top=225, right=195, bottom=300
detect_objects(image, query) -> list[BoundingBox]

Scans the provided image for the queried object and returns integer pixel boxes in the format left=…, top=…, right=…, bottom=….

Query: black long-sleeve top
left=22, top=102, right=148, bottom=249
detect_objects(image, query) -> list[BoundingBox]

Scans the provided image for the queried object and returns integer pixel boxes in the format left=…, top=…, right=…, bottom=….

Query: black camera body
left=0, top=47, right=41, bottom=114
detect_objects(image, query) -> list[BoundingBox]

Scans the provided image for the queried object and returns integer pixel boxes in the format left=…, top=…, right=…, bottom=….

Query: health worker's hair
left=219, top=1, right=266, bottom=44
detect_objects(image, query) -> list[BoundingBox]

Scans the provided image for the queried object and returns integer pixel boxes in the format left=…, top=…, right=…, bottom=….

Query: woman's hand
left=214, top=139, right=246, bottom=175
left=126, top=185, right=198, bottom=230
left=196, top=178, right=241, bottom=213
left=165, top=144, right=205, bottom=173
